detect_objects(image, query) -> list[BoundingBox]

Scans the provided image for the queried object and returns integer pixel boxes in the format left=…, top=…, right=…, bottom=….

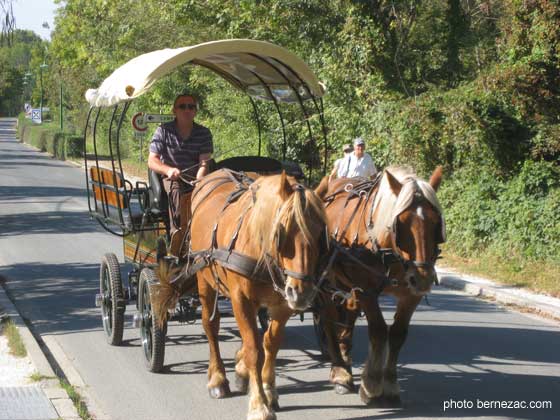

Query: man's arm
left=148, top=152, right=180, bottom=180
left=328, top=161, right=339, bottom=182
left=196, top=153, right=212, bottom=179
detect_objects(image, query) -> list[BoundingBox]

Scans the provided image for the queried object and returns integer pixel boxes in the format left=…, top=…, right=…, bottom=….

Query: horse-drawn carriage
left=85, top=40, right=329, bottom=373
left=84, top=39, right=446, bottom=420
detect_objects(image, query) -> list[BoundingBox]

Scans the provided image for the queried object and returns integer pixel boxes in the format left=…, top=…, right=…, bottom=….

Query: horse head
left=250, top=172, right=328, bottom=310
left=373, top=167, right=445, bottom=296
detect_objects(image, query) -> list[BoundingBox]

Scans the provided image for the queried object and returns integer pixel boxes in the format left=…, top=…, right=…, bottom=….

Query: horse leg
left=234, top=345, right=249, bottom=394
left=358, top=296, right=388, bottom=405
left=231, top=295, right=274, bottom=420
left=261, top=305, right=292, bottom=410
left=337, top=305, right=359, bottom=367
left=198, top=272, right=230, bottom=399
left=325, top=304, right=357, bottom=394
left=383, top=295, right=421, bottom=404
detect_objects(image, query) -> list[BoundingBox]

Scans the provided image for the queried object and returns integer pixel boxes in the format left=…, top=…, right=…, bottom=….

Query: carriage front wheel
left=99, top=253, right=125, bottom=346
left=138, top=268, right=167, bottom=373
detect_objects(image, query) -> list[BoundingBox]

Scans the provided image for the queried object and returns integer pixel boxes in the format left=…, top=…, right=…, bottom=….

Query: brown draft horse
left=156, top=169, right=327, bottom=420
left=315, top=166, right=445, bottom=405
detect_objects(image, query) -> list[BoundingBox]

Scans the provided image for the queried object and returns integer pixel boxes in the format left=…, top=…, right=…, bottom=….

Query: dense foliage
left=5, top=1, right=560, bottom=277
left=0, top=30, right=44, bottom=115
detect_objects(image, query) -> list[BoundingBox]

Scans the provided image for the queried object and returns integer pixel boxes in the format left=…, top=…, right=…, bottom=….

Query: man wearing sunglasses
left=148, top=93, right=213, bottom=256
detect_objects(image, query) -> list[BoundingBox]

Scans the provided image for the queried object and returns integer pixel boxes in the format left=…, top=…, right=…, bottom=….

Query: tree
left=0, top=0, right=15, bottom=46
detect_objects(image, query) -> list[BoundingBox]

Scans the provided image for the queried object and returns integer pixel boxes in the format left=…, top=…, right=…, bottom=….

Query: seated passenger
left=332, top=137, right=377, bottom=180
left=148, top=93, right=213, bottom=256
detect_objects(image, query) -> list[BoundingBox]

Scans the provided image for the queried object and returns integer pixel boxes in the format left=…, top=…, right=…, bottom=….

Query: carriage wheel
left=99, top=253, right=125, bottom=346
left=138, top=268, right=166, bottom=373
left=313, top=312, right=329, bottom=360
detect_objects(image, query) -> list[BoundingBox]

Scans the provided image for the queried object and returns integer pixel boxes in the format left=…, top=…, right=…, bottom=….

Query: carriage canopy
left=85, top=39, right=325, bottom=108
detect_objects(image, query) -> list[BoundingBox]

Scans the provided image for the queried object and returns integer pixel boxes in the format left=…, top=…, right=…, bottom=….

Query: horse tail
left=151, top=262, right=181, bottom=329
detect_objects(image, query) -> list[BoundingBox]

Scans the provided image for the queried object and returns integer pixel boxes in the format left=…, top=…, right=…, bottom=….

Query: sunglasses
left=176, top=103, right=197, bottom=110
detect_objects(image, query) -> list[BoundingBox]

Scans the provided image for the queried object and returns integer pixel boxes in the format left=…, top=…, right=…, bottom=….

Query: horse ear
left=314, top=176, right=329, bottom=199
left=385, top=170, right=402, bottom=196
left=429, top=166, right=443, bottom=191
left=278, top=170, right=292, bottom=200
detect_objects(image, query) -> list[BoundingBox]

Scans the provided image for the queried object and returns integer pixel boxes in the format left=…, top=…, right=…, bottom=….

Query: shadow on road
left=0, top=185, right=85, bottom=201
left=1, top=262, right=101, bottom=335
left=0, top=209, right=98, bottom=236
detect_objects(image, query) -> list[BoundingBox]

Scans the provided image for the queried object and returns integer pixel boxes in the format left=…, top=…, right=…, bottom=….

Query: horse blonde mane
left=370, top=166, right=443, bottom=242
left=244, top=174, right=327, bottom=263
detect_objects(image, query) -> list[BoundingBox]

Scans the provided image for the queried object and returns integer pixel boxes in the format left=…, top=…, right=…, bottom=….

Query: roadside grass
left=441, top=250, right=560, bottom=298
left=1, top=319, right=27, bottom=357
left=60, top=379, right=92, bottom=420
left=29, top=372, right=56, bottom=382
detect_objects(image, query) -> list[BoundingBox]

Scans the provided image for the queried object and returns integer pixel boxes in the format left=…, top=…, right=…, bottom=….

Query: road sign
left=31, top=109, right=42, bottom=124
left=131, top=112, right=147, bottom=132
left=144, top=114, right=174, bottom=124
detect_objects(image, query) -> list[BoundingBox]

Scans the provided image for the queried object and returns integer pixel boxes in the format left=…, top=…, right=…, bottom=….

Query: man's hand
left=166, top=167, right=181, bottom=180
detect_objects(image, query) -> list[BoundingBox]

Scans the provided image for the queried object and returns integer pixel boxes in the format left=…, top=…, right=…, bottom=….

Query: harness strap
left=211, top=248, right=268, bottom=282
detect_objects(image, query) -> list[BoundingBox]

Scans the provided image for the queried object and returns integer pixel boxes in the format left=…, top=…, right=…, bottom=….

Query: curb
left=0, top=284, right=81, bottom=420
left=437, top=267, right=560, bottom=322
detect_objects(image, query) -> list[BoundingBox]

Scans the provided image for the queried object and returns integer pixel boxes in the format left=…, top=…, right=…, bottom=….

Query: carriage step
left=95, top=294, right=103, bottom=307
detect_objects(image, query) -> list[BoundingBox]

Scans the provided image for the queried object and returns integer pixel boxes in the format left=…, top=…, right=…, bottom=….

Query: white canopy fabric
left=85, top=39, right=325, bottom=108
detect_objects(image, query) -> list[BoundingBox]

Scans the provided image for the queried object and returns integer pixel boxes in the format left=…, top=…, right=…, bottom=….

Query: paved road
left=1, top=118, right=559, bottom=420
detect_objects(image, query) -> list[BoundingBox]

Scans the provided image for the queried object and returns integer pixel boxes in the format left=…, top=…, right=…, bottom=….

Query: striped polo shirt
left=149, top=120, right=213, bottom=178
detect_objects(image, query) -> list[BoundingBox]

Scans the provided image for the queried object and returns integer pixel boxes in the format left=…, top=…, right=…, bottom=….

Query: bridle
left=325, top=175, right=445, bottom=285
left=381, top=186, right=445, bottom=282
left=263, top=182, right=327, bottom=298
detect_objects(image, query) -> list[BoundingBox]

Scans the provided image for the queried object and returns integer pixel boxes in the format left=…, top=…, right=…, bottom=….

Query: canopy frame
left=83, top=39, right=330, bottom=236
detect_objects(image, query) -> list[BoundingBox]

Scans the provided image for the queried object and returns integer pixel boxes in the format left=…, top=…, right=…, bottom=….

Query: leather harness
left=322, top=173, right=444, bottom=302
left=171, top=170, right=322, bottom=301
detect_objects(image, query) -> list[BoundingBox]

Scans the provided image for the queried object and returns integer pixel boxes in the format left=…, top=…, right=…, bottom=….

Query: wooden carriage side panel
left=123, top=223, right=167, bottom=265
left=90, top=167, right=127, bottom=209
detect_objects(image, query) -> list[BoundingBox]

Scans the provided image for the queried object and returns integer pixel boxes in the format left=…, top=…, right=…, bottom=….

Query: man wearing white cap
left=335, top=137, right=377, bottom=179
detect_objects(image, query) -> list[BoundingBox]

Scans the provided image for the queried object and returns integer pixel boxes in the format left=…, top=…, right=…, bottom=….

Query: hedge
left=16, top=113, right=83, bottom=159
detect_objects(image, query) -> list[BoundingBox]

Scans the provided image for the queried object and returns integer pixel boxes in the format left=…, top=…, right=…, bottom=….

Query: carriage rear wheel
left=99, top=253, right=125, bottom=346
left=138, top=268, right=167, bottom=373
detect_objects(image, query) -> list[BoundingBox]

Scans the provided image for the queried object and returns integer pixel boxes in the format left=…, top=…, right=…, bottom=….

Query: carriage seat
left=215, top=156, right=282, bottom=175
left=214, top=156, right=304, bottom=179
left=148, top=168, right=168, bottom=216
left=89, top=167, right=145, bottom=229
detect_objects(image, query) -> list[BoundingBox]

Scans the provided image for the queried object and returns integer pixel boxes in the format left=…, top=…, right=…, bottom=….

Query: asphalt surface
left=1, top=118, right=559, bottom=420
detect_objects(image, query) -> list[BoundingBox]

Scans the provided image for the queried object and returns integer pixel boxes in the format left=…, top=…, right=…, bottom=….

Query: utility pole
left=39, top=63, right=48, bottom=122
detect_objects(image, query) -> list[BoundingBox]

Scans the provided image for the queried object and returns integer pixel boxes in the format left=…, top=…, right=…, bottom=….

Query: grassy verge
left=441, top=249, right=560, bottom=298
left=29, top=372, right=56, bottom=382
left=60, top=379, right=93, bottom=420
left=1, top=320, right=27, bottom=357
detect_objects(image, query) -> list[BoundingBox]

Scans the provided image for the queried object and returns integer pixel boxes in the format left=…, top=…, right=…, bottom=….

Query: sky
left=12, top=0, right=57, bottom=40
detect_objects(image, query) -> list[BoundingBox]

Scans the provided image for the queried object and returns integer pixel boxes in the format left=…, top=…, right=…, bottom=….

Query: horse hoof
left=208, top=383, right=230, bottom=399
left=247, top=407, right=276, bottom=420
left=334, top=383, right=354, bottom=395
left=359, top=385, right=384, bottom=407
left=235, top=373, right=249, bottom=394
left=359, top=385, right=372, bottom=405
left=270, top=400, right=280, bottom=411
